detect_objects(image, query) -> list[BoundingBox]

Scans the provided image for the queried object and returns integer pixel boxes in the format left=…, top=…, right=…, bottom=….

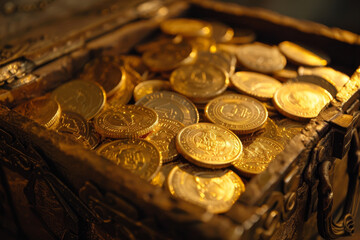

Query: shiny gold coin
left=94, top=105, right=158, bottom=138
left=97, top=139, right=161, bottom=181
left=275, top=118, right=306, bottom=143
left=240, top=118, right=282, bottom=140
left=195, top=51, right=236, bottom=75
left=146, top=118, right=184, bottom=163
left=14, top=96, right=61, bottom=129
left=150, top=161, right=183, bottom=187
left=142, top=40, right=196, bottom=72
left=160, top=18, right=212, bottom=38
left=272, top=68, right=298, bottom=82
left=135, top=36, right=175, bottom=53
left=176, top=123, right=243, bottom=168
left=135, top=91, right=199, bottom=126
left=273, top=82, right=332, bottom=121
left=133, top=80, right=171, bottom=102
left=228, top=29, right=256, bottom=44
left=51, top=80, right=106, bottom=120
left=107, top=76, right=134, bottom=106
left=80, top=57, right=125, bottom=97
left=231, top=71, right=282, bottom=101
left=210, top=21, right=234, bottom=42
left=204, top=94, right=268, bottom=134
left=298, top=66, right=349, bottom=91
left=170, top=63, right=229, bottom=104
left=278, top=41, right=328, bottom=67
left=57, top=111, right=90, bottom=146
left=167, top=164, right=245, bottom=213
left=236, top=43, right=286, bottom=73
left=233, top=137, right=284, bottom=177
left=187, top=37, right=215, bottom=51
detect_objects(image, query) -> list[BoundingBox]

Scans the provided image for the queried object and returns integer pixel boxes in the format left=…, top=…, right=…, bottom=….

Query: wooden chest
left=1, top=0, right=360, bottom=239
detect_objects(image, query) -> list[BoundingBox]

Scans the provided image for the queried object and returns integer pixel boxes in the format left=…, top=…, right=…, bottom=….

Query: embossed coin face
left=298, top=66, right=349, bottom=91
left=94, top=105, right=158, bottom=138
left=133, top=80, right=171, bottom=102
left=167, top=164, right=245, bottom=213
left=279, top=41, right=328, bottom=67
left=160, top=18, right=212, bottom=37
left=146, top=118, right=184, bottom=162
left=97, top=139, right=161, bottom=181
left=51, top=80, right=106, bottom=120
left=135, top=91, right=199, bottom=126
left=231, top=71, right=282, bottom=100
left=204, top=94, right=268, bottom=134
left=176, top=123, right=243, bottom=168
left=170, top=63, right=229, bottom=103
left=142, top=40, right=196, bottom=72
left=57, top=111, right=90, bottom=145
left=236, top=43, right=286, bottom=73
left=233, top=137, right=284, bottom=177
left=14, top=96, right=61, bottom=129
left=273, top=82, right=332, bottom=121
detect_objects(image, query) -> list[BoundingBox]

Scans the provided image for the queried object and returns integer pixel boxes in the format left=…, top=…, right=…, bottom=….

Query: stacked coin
left=10, top=17, right=351, bottom=215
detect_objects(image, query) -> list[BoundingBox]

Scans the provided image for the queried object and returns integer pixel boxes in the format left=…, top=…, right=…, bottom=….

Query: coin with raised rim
left=273, top=82, right=332, bottom=121
left=135, top=91, right=199, bottom=126
left=51, top=80, right=106, bottom=120
left=176, top=123, right=242, bottom=168
left=167, top=164, right=245, bottom=213
left=231, top=71, right=282, bottom=101
left=160, top=18, right=212, bottom=38
left=233, top=137, right=284, bottom=177
left=170, top=63, right=229, bottom=103
left=145, top=118, right=184, bottom=162
left=97, top=139, right=161, bottom=181
left=133, top=80, right=171, bottom=102
left=94, top=105, right=158, bottom=138
left=57, top=111, right=90, bottom=146
left=236, top=43, right=286, bottom=73
left=204, top=94, right=268, bottom=134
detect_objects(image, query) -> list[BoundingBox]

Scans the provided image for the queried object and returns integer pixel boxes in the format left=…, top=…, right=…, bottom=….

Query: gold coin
left=57, top=111, right=90, bottom=146
left=80, top=57, right=124, bottom=97
left=298, top=66, right=349, bottom=91
left=170, top=63, right=229, bottom=104
left=135, top=91, right=199, bottom=126
left=176, top=123, right=242, bottom=168
left=146, top=118, right=184, bottom=163
left=150, top=161, right=183, bottom=187
left=275, top=118, right=306, bottom=143
left=51, top=80, right=106, bottom=120
left=133, top=80, right=171, bottom=102
left=97, top=139, right=161, bottom=181
left=14, top=96, right=61, bottom=129
left=210, top=21, right=234, bottom=42
left=204, top=94, right=268, bottom=134
left=160, top=18, right=212, bottom=38
left=236, top=43, right=286, bottom=73
left=187, top=37, right=215, bottom=51
left=142, top=40, right=196, bottom=72
left=195, top=51, right=236, bottom=75
left=231, top=71, right=282, bottom=101
left=278, top=41, right=328, bottom=67
left=273, top=82, right=332, bottom=121
left=272, top=68, right=298, bottom=82
left=167, top=164, right=245, bottom=213
left=228, top=29, right=256, bottom=44
left=240, top=118, right=282, bottom=140
left=233, top=137, right=284, bottom=177
left=94, top=105, right=158, bottom=138
left=107, top=75, right=134, bottom=107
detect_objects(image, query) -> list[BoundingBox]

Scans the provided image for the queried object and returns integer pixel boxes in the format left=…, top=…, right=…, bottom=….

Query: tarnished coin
left=170, top=63, right=229, bottom=103
left=231, top=71, right=282, bottom=101
left=146, top=118, right=184, bottom=162
left=279, top=41, right=328, bottom=67
left=94, top=105, right=158, bottom=138
left=133, top=80, right=171, bottom=102
left=195, top=51, right=236, bottom=75
left=142, top=40, right=196, bottom=72
left=204, top=94, right=268, bottom=134
left=80, top=57, right=124, bottom=97
left=176, top=123, right=243, bottom=168
left=51, top=80, right=106, bottom=120
left=167, top=164, right=245, bottom=213
left=136, top=91, right=199, bottom=126
left=97, top=139, right=161, bottom=181
left=233, top=137, right=284, bottom=177
left=210, top=21, right=234, bottom=42
left=298, top=66, right=349, bottom=91
left=14, top=96, right=61, bottom=129
left=57, top=111, right=90, bottom=146
left=273, top=82, right=332, bottom=121
left=236, top=43, right=286, bottom=73
left=160, top=18, right=212, bottom=38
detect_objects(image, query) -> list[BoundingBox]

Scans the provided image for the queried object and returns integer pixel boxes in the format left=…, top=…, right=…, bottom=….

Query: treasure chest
left=1, top=0, right=360, bottom=239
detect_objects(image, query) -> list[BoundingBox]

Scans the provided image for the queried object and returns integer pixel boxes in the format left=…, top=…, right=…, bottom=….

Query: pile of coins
left=12, top=18, right=350, bottom=214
